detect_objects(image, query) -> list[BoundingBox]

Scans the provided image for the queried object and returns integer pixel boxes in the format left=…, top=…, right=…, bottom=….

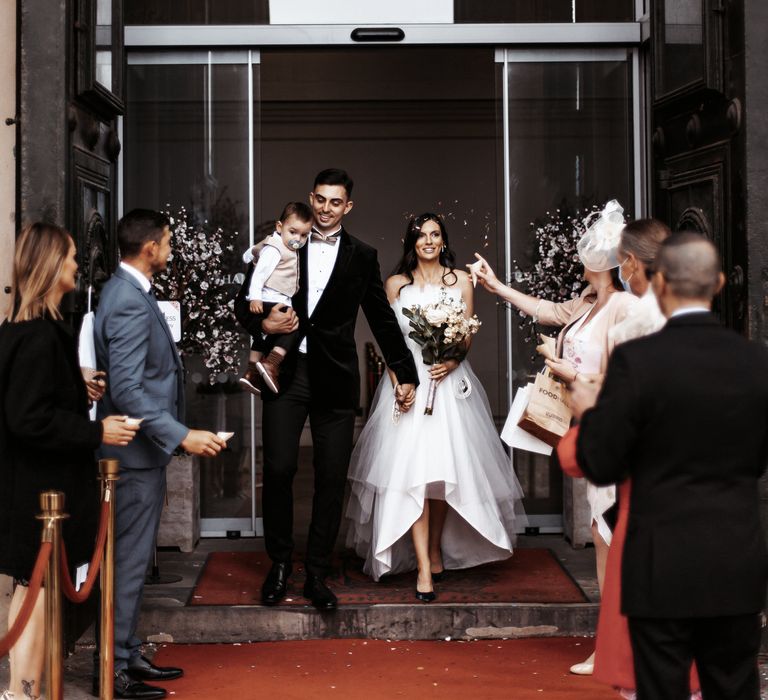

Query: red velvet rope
left=60, top=499, right=110, bottom=604
left=0, top=541, right=51, bottom=659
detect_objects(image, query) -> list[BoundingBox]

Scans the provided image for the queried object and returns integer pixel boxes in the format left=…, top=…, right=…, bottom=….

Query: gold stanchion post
left=99, top=458, right=119, bottom=700
left=37, top=490, right=69, bottom=700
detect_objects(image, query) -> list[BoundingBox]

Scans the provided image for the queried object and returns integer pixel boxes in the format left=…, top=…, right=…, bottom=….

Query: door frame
left=123, top=22, right=646, bottom=536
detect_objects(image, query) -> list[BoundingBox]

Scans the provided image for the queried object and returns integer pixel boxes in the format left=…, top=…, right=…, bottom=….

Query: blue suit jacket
left=94, top=267, right=188, bottom=469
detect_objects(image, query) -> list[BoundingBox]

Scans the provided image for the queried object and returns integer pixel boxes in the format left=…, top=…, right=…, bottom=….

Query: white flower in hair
left=576, top=199, right=625, bottom=272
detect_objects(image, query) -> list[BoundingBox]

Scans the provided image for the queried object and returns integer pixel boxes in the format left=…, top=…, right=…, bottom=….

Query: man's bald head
left=656, top=232, right=722, bottom=302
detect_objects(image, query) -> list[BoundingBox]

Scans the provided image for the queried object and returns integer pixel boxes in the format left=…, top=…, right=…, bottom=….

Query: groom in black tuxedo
left=573, top=232, right=768, bottom=700
left=258, top=168, right=418, bottom=609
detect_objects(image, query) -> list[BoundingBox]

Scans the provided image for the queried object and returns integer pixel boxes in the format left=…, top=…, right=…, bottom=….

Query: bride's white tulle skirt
left=345, top=355, right=527, bottom=581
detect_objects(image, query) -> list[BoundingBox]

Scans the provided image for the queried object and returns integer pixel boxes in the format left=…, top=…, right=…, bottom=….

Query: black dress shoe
left=128, top=655, right=183, bottom=682
left=97, top=670, right=167, bottom=699
left=261, top=561, right=292, bottom=606
left=303, top=574, right=338, bottom=610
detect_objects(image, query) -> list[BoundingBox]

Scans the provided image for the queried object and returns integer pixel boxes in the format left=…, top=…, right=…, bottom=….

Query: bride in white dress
left=345, top=213, right=527, bottom=601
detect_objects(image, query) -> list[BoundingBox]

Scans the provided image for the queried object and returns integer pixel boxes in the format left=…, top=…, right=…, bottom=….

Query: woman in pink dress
left=473, top=201, right=636, bottom=674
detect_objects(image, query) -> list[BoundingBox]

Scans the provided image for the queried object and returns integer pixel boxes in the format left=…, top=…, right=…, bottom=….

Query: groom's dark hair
left=118, top=208, right=170, bottom=258
left=313, top=168, right=354, bottom=198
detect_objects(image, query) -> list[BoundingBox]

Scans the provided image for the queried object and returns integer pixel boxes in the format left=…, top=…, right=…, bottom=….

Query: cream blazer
left=537, top=286, right=638, bottom=374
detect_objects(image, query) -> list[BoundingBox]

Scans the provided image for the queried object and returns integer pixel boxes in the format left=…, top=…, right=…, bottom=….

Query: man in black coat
left=574, top=232, right=768, bottom=700
left=257, top=169, right=418, bottom=609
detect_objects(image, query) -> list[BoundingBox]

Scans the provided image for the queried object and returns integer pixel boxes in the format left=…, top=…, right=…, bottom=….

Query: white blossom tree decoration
left=153, top=206, right=242, bottom=383
left=512, top=204, right=601, bottom=350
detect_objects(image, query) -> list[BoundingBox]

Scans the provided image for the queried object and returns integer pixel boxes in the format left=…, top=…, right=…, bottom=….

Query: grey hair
left=657, top=231, right=721, bottom=300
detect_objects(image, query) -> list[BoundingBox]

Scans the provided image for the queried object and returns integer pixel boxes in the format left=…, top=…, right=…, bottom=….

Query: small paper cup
left=468, top=260, right=484, bottom=288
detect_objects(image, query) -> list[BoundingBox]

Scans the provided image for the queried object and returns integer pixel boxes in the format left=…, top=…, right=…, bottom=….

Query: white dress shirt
left=670, top=305, right=710, bottom=318
left=120, top=261, right=151, bottom=293
left=299, top=225, right=342, bottom=353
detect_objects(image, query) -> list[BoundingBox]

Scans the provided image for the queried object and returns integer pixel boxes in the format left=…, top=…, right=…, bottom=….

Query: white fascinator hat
left=576, top=199, right=626, bottom=272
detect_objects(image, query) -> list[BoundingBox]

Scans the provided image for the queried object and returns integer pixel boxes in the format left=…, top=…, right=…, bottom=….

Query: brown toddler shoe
left=239, top=363, right=263, bottom=395
left=255, top=351, right=284, bottom=394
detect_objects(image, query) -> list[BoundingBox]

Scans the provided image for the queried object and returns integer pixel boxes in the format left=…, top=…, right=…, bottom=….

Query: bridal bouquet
left=402, top=293, right=481, bottom=415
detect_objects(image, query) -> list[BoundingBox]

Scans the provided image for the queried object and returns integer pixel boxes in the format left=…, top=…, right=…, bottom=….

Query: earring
left=441, top=245, right=446, bottom=252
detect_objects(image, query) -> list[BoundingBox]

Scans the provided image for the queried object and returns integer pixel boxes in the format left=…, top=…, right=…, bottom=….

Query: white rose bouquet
left=401, top=293, right=481, bottom=415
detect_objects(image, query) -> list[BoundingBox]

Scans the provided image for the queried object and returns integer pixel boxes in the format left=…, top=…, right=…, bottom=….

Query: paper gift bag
left=517, top=370, right=572, bottom=447
left=501, top=384, right=553, bottom=456
left=78, top=311, right=97, bottom=369
left=78, top=311, right=98, bottom=421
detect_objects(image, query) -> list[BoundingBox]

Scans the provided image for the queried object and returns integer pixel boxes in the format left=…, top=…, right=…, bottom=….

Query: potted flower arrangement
left=152, top=204, right=243, bottom=551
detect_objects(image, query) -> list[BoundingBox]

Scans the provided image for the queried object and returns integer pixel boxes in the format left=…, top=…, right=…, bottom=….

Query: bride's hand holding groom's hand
left=395, top=383, right=416, bottom=412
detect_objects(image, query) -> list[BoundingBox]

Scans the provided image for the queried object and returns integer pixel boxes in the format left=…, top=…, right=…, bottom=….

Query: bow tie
left=311, top=229, right=340, bottom=246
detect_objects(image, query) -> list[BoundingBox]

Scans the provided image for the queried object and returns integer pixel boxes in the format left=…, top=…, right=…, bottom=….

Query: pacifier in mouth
left=287, top=239, right=305, bottom=250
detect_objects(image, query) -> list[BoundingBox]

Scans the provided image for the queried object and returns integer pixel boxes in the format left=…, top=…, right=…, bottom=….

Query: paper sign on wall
left=157, top=300, right=182, bottom=343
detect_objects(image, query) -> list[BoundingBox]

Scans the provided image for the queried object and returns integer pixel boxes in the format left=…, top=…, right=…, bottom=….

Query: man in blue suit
left=95, top=209, right=224, bottom=699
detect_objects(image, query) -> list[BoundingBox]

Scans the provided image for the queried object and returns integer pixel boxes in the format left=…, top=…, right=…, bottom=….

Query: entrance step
left=137, top=535, right=600, bottom=644
left=140, top=601, right=598, bottom=644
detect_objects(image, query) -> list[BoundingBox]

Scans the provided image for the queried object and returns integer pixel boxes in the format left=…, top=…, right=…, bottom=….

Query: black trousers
left=249, top=301, right=301, bottom=353
left=628, top=613, right=762, bottom=700
left=261, top=355, right=355, bottom=578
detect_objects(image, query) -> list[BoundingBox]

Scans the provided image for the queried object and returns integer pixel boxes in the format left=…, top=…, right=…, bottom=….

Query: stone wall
left=158, top=455, right=200, bottom=553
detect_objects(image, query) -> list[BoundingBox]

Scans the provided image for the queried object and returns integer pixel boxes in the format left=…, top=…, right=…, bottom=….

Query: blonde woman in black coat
left=0, top=223, right=137, bottom=700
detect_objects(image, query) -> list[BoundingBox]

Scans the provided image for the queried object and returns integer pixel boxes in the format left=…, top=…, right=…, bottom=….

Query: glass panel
left=455, top=0, right=634, bottom=23
left=125, top=0, right=269, bottom=25
left=660, top=0, right=705, bottom=94
left=125, top=55, right=257, bottom=529
left=505, top=54, right=634, bottom=514
left=260, top=47, right=506, bottom=417
left=95, top=0, right=112, bottom=90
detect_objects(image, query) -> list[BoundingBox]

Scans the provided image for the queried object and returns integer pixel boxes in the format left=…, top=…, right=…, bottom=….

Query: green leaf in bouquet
left=441, top=342, right=468, bottom=363
left=408, top=330, right=426, bottom=346
left=421, top=345, right=438, bottom=365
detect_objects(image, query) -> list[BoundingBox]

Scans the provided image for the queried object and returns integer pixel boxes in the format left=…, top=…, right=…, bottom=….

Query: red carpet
left=152, top=638, right=615, bottom=699
left=190, top=549, right=587, bottom=605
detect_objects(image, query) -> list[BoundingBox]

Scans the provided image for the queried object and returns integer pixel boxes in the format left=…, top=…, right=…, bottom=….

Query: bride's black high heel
left=415, top=587, right=436, bottom=603
left=415, top=571, right=436, bottom=602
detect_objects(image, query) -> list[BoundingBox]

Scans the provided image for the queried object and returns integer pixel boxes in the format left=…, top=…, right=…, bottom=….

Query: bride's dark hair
left=392, top=213, right=458, bottom=291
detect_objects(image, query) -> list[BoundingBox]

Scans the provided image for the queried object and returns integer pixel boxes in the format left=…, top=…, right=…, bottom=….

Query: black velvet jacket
left=263, top=228, right=418, bottom=409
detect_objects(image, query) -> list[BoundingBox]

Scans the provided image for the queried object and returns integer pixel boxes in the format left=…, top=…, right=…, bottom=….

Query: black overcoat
left=576, top=312, right=768, bottom=619
left=0, top=318, right=102, bottom=579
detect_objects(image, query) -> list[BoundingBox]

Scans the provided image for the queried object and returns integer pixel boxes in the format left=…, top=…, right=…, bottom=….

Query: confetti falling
left=511, top=203, right=605, bottom=358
